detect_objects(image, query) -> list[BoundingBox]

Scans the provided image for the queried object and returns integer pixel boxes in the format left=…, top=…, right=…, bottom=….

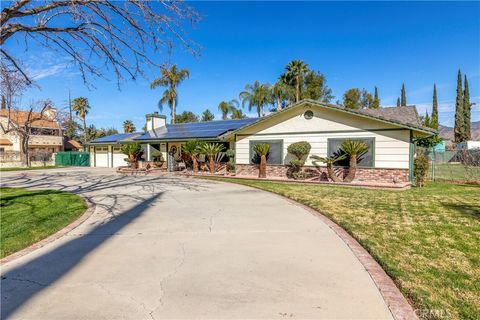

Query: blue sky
left=13, top=1, right=480, bottom=129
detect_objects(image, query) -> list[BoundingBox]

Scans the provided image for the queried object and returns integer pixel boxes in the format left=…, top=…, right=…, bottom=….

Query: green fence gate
left=55, top=151, right=90, bottom=167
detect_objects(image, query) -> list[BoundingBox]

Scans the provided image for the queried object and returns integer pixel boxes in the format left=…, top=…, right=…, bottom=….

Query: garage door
left=94, top=146, right=109, bottom=167
left=112, top=146, right=127, bottom=167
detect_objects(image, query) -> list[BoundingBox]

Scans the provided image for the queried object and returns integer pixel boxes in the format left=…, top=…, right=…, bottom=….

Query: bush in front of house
left=414, top=154, right=429, bottom=187
left=253, top=143, right=270, bottom=178
left=226, top=149, right=235, bottom=173
left=199, top=143, right=225, bottom=174
left=151, top=150, right=165, bottom=168
left=182, top=140, right=205, bottom=173
left=340, top=139, right=369, bottom=182
left=310, top=154, right=346, bottom=182
left=287, top=141, right=311, bottom=179
left=121, top=142, right=142, bottom=169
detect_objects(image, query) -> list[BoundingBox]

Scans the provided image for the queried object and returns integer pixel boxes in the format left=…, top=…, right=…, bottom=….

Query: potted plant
left=199, top=143, right=225, bottom=174
left=253, top=143, right=270, bottom=178
left=121, top=142, right=142, bottom=169
left=151, top=150, right=165, bottom=168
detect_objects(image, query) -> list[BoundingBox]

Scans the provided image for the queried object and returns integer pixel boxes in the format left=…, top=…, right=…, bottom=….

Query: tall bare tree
left=1, top=0, right=200, bottom=86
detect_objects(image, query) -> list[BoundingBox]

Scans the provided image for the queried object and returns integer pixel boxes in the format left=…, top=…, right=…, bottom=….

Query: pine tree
left=463, top=75, right=471, bottom=141
left=371, top=87, right=380, bottom=109
left=396, top=97, right=400, bottom=107
left=423, top=111, right=431, bottom=128
left=400, top=83, right=407, bottom=106
left=454, top=70, right=464, bottom=143
left=431, top=84, right=439, bottom=129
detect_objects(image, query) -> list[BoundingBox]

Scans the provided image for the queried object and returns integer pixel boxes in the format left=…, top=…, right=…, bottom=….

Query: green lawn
left=201, top=177, right=479, bottom=320
left=0, top=165, right=64, bottom=172
left=0, top=187, right=87, bottom=258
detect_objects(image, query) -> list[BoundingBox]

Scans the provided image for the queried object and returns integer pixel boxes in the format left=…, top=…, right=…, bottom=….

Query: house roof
left=87, top=100, right=434, bottom=144
left=0, top=109, right=60, bottom=129
left=135, top=118, right=259, bottom=141
left=89, top=132, right=144, bottom=144
left=221, top=100, right=436, bottom=138
left=64, top=139, right=82, bottom=150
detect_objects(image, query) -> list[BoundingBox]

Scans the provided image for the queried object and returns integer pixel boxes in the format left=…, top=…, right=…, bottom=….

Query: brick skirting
left=235, top=164, right=409, bottom=183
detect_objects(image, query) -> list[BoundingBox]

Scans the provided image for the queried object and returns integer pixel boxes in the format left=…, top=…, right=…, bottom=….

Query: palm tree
left=72, top=97, right=90, bottom=143
left=123, top=120, right=136, bottom=133
left=239, top=81, right=271, bottom=117
left=199, top=143, right=225, bottom=174
left=285, top=60, right=309, bottom=102
left=271, top=80, right=293, bottom=111
left=310, top=154, right=347, bottom=182
left=253, top=143, right=270, bottom=178
left=150, top=64, right=189, bottom=124
left=340, top=140, right=369, bottom=182
left=120, top=142, right=142, bottom=169
left=182, top=140, right=204, bottom=173
left=218, top=99, right=239, bottom=120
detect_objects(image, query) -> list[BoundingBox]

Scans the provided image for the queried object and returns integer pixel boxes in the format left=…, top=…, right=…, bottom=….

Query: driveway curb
left=200, top=177, right=419, bottom=320
left=1, top=195, right=96, bottom=265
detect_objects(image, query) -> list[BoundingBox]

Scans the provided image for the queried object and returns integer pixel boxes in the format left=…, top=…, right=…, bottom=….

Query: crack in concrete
left=209, top=209, right=222, bottom=232
left=149, top=243, right=187, bottom=319
left=2, top=276, right=47, bottom=287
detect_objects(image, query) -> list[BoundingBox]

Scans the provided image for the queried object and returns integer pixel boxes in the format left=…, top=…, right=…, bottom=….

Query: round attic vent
left=304, top=110, right=314, bottom=120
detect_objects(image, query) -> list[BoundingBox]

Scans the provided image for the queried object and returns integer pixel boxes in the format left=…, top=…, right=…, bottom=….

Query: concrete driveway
left=1, top=168, right=392, bottom=319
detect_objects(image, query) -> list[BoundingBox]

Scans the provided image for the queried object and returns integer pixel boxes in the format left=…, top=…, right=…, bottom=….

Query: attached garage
left=93, top=146, right=109, bottom=167
left=112, top=146, right=127, bottom=167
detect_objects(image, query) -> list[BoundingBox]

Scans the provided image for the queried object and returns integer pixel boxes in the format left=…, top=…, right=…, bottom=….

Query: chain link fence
left=419, top=147, right=480, bottom=184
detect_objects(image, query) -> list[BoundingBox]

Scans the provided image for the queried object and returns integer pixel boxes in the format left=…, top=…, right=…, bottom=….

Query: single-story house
left=87, top=100, right=435, bottom=183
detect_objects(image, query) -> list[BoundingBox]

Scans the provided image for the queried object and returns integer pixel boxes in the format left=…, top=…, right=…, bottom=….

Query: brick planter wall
left=235, top=164, right=409, bottom=183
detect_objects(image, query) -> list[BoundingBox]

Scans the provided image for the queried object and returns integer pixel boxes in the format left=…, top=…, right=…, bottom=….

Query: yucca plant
left=121, top=142, right=142, bottom=169
left=340, top=140, right=369, bottom=182
left=253, top=143, right=270, bottom=178
left=199, top=143, right=225, bottom=174
left=182, top=140, right=204, bottom=173
left=310, top=154, right=347, bottom=182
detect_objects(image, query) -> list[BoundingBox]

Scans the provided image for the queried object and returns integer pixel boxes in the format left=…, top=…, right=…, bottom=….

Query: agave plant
left=340, top=140, right=369, bottom=182
left=182, top=140, right=204, bottom=173
left=310, top=154, right=347, bottom=182
left=253, top=143, right=270, bottom=178
left=121, top=142, right=142, bottom=169
left=199, top=143, right=225, bottom=174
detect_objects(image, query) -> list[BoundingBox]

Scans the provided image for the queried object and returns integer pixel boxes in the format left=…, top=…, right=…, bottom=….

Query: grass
left=0, top=165, right=64, bottom=172
left=0, top=187, right=87, bottom=258
left=201, top=177, right=479, bottom=320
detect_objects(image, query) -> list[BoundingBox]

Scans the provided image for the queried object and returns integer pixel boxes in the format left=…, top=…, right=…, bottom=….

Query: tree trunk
left=83, top=116, right=87, bottom=144
left=261, top=104, right=265, bottom=117
left=259, top=155, right=267, bottom=178
left=21, top=135, right=30, bottom=167
left=171, top=99, right=176, bottom=124
left=326, top=163, right=342, bottom=182
left=192, top=157, right=198, bottom=173
left=257, top=107, right=261, bottom=118
left=344, top=155, right=357, bottom=182
left=208, top=155, right=215, bottom=174
left=277, top=97, right=282, bottom=111
left=296, top=76, right=300, bottom=102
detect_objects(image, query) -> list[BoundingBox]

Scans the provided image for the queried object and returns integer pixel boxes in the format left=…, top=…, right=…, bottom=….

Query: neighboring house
left=0, top=108, right=63, bottom=155
left=64, top=138, right=83, bottom=151
left=87, top=100, right=435, bottom=183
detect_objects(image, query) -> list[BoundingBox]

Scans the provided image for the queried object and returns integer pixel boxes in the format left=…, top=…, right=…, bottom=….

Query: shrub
left=151, top=150, right=164, bottom=168
left=226, top=149, right=235, bottom=173
left=121, top=142, right=142, bottom=169
left=287, top=141, right=311, bottom=179
left=340, top=139, right=369, bottom=182
left=414, top=155, right=429, bottom=187
left=253, top=143, right=270, bottom=178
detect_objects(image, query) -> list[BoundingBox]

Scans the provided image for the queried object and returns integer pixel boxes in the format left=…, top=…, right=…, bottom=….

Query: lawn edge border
left=0, top=194, right=96, bottom=265
left=198, top=176, right=419, bottom=320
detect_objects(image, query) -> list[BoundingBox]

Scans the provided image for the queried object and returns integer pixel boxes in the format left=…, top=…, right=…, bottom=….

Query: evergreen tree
left=423, top=111, right=431, bottom=128
left=400, top=83, right=407, bottom=106
left=201, top=109, right=215, bottom=122
left=371, top=87, right=380, bottom=109
left=431, top=84, right=439, bottom=129
left=396, top=97, right=400, bottom=107
left=463, top=75, right=471, bottom=141
left=342, top=88, right=362, bottom=109
left=454, top=70, right=464, bottom=143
